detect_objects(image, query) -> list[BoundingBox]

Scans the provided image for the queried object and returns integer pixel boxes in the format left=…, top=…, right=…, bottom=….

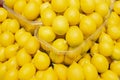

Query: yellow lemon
left=65, top=26, right=84, bottom=47
left=16, top=48, right=31, bottom=66
left=24, top=36, right=40, bottom=54
left=5, top=43, right=19, bottom=59
left=91, top=53, right=109, bottom=73
left=64, top=7, right=80, bottom=25
left=0, top=31, right=14, bottom=47
left=22, top=1, right=40, bottom=20
left=80, top=0, right=95, bottom=14
left=0, top=47, right=6, bottom=62
left=67, top=62, right=84, bottom=80
left=0, top=8, right=8, bottom=22
left=42, top=67, right=58, bottom=80
left=114, top=1, right=120, bottom=15
left=33, top=50, right=50, bottom=70
left=4, top=68, right=18, bottom=80
left=110, top=61, right=120, bottom=77
left=101, top=70, right=119, bottom=80
left=51, top=0, right=68, bottom=12
left=14, top=0, right=27, bottom=14
left=54, top=64, right=67, bottom=80
left=41, top=8, right=56, bottom=26
left=38, top=26, right=56, bottom=42
left=18, top=63, right=36, bottom=80
left=52, top=15, right=69, bottom=35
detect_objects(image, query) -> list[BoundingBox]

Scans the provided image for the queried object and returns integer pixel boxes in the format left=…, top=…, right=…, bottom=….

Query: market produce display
left=0, top=0, right=120, bottom=80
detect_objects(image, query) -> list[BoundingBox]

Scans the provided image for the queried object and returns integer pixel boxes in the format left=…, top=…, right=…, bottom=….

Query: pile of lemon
left=0, top=0, right=120, bottom=80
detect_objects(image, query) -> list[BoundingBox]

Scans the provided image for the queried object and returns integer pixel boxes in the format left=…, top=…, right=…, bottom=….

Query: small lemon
left=24, top=36, right=40, bottom=54
left=51, top=0, right=68, bottom=12
left=41, top=8, right=56, bottom=26
left=114, top=1, right=120, bottom=15
left=42, top=67, right=58, bottom=80
left=0, top=8, right=8, bottom=22
left=38, top=26, right=56, bottom=42
left=22, top=1, right=40, bottom=20
left=52, top=15, right=69, bottom=35
left=18, top=63, right=36, bottom=80
left=80, top=0, right=95, bottom=14
left=101, top=70, right=119, bottom=80
left=16, top=48, right=31, bottom=66
left=4, top=68, right=18, bottom=80
left=33, top=50, right=50, bottom=70
left=91, top=53, right=109, bottom=73
left=67, top=62, right=84, bottom=80
left=65, top=26, right=84, bottom=47
left=14, top=0, right=27, bottom=14
left=5, top=43, right=19, bottom=59
left=64, top=7, right=80, bottom=25
left=0, top=31, right=14, bottom=47
left=0, top=47, right=6, bottom=62
left=110, top=61, right=120, bottom=76
left=54, top=64, right=67, bottom=80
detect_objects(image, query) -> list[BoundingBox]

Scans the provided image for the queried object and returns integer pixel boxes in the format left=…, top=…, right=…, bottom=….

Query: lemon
left=30, top=76, right=37, bottom=80
left=38, top=26, right=56, bottom=42
left=53, top=38, right=68, bottom=51
left=111, top=44, right=120, bottom=60
left=91, top=53, right=109, bottom=73
left=42, top=67, right=58, bottom=80
left=80, top=0, right=95, bottom=14
left=54, top=64, right=67, bottom=80
left=49, top=38, right=68, bottom=63
left=30, top=0, right=42, bottom=6
left=67, top=62, right=84, bottom=80
left=16, top=48, right=31, bottom=66
left=83, top=53, right=91, bottom=60
left=110, top=61, right=120, bottom=76
left=0, top=31, right=14, bottom=47
left=99, top=32, right=114, bottom=44
left=4, top=0, right=16, bottom=8
left=99, top=42, right=114, bottom=57
left=101, top=70, right=119, bottom=80
left=6, top=56, right=18, bottom=70
left=15, top=31, right=32, bottom=47
left=79, top=13, right=86, bottom=23
left=1, top=19, right=11, bottom=32
left=107, top=12, right=120, bottom=26
left=0, top=63, right=7, bottom=79
left=7, top=19, right=20, bottom=33
left=64, top=56, right=74, bottom=65
left=22, top=1, right=40, bottom=20
left=95, top=2, right=109, bottom=17
left=68, top=0, right=80, bottom=10
left=36, top=70, right=44, bottom=80
left=33, top=50, right=50, bottom=70
left=79, top=16, right=97, bottom=37
left=52, top=15, right=69, bottom=35
left=15, top=28, right=25, bottom=39
left=41, top=8, right=56, bottom=26
left=83, top=63, right=98, bottom=80
left=4, top=68, right=18, bottom=80
left=5, top=43, right=19, bottom=59
left=24, top=36, right=40, bottom=54
left=51, top=0, right=68, bottom=12
left=65, top=26, right=84, bottom=47
left=18, top=63, right=36, bottom=80
left=40, top=2, right=52, bottom=14
left=114, top=1, right=120, bottom=15
left=89, top=12, right=103, bottom=27
left=0, top=8, right=8, bottom=22
left=107, top=24, right=120, bottom=40
left=0, top=47, right=6, bottom=62
left=90, top=43, right=99, bottom=56
left=14, top=0, right=27, bottom=14
left=78, top=58, right=90, bottom=66
left=64, top=7, right=80, bottom=25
